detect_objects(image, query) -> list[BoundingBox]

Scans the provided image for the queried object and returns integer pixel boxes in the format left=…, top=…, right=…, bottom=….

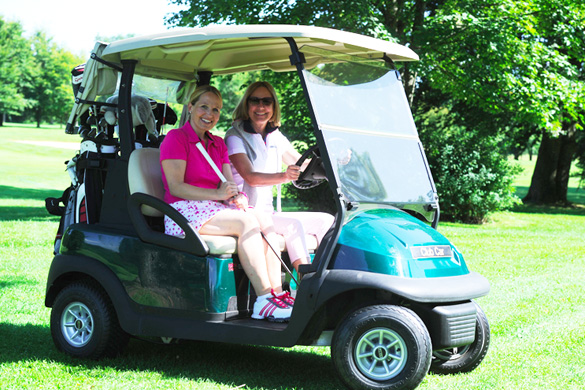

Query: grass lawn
left=1, top=123, right=584, bottom=389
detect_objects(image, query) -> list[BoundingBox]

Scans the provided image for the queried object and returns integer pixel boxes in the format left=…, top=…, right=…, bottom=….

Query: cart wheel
left=430, top=302, right=490, bottom=374
left=50, top=281, right=128, bottom=359
left=331, top=305, right=432, bottom=390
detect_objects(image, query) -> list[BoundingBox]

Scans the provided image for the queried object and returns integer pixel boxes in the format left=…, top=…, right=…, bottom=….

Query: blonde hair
left=232, top=81, right=281, bottom=127
left=189, top=85, right=222, bottom=106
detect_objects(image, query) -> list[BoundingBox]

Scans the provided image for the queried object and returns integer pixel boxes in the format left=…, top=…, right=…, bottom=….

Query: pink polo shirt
left=160, top=121, right=230, bottom=204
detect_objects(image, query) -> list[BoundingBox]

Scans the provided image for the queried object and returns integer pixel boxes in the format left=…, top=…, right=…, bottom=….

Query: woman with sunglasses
left=225, top=82, right=334, bottom=284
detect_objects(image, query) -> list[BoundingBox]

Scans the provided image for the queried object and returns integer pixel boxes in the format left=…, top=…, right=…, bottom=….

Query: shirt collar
left=182, top=121, right=214, bottom=144
left=243, top=119, right=278, bottom=135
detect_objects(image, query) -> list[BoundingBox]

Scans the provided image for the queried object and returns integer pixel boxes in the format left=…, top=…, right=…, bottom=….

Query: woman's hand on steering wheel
left=284, top=165, right=301, bottom=182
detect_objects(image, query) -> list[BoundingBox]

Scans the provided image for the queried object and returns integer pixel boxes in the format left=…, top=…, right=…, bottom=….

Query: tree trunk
left=0, top=113, right=4, bottom=126
left=36, top=108, right=42, bottom=128
left=555, top=122, right=578, bottom=201
left=523, top=123, right=577, bottom=204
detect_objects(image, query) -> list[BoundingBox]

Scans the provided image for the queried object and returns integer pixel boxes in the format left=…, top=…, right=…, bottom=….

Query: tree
left=23, top=32, right=82, bottom=127
left=522, top=1, right=585, bottom=204
left=0, top=18, right=32, bottom=126
left=166, top=0, right=585, bottom=216
left=422, top=0, right=585, bottom=205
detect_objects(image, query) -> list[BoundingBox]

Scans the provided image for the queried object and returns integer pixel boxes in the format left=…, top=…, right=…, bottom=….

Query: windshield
left=300, top=48, right=438, bottom=221
left=131, top=75, right=196, bottom=105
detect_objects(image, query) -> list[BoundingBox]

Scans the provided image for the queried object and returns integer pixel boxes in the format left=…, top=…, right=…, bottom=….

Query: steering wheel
left=292, top=144, right=327, bottom=189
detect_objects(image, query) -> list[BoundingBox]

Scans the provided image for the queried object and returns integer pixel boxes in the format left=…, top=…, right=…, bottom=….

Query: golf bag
left=46, top=59, right=176, bottom=254
left=45, top=139, right=117, bottom=255
left=71, top=63, right=85, bottom=97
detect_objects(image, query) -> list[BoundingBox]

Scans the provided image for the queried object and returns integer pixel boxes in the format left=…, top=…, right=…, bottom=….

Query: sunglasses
left=248, top=96, right=274, bottom=106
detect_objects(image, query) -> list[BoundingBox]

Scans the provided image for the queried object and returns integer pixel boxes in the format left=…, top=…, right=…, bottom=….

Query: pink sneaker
left=276, top=291, right=295, bottom=307
left=252, top=292, right=292, bottom=322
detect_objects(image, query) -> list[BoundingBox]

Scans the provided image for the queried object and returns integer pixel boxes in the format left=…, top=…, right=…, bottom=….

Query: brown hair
left=232, top=81, right=281, bottom=127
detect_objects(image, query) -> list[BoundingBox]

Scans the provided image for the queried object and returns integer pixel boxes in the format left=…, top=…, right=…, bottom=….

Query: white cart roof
left=101, top=24, right=419, bottom=80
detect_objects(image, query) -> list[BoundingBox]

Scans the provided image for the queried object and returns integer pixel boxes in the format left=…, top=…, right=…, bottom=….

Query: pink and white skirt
left=164, top=199, right=236, bottom=236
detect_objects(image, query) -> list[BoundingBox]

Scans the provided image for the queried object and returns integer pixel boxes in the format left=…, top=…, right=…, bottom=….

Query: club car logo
left=411, top=245, right=453, bottom=259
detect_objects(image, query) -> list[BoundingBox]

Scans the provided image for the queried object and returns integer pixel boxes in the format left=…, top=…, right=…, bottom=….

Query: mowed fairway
left=1, top=123, right=584, bottom=389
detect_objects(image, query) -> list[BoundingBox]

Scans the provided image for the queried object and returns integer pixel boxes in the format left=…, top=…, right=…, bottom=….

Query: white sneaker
left=251, top=291, right=292, bottom=322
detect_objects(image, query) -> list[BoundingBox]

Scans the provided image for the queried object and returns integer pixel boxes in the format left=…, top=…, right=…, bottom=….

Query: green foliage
left=422, top=0, right=585, bottom=134
left=166, top=0, right=585, bottom=215
left=0, top=18, right=83, bottom=126
left=167, top=0, right=394, bottom=38
left=418, top=105, right=522, bottom=223
left=210, top=72, right=252, bottom=132
left=22, top=32, right=83, bottom=127
left=0, top=17, right=32, bottom=116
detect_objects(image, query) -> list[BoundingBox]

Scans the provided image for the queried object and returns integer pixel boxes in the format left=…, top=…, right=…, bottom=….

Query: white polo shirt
left=226, top=129, right=292, bottom=212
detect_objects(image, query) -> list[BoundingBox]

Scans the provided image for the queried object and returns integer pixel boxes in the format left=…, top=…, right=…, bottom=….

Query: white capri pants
left=272, top=211, right=335, bottom=263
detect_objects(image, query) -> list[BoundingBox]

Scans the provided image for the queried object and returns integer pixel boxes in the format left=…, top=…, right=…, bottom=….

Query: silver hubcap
left=354, top=327, right=407, bottom=381
left=61, top=302, right=94, bottom=347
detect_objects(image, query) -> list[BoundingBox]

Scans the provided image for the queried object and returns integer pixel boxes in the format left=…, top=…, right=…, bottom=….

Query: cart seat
left=128, top=147, right=318, bottom=255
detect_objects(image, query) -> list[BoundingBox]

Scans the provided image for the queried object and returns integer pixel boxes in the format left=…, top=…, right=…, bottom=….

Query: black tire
left=50, top=281, right=129, bottom=359
left=430, top=302, right=490, bottom=374
left=331, top=305, right=432, bottom=390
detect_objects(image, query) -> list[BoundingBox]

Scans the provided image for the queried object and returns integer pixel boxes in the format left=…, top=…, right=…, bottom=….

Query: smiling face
left=188, top=91, right=222, bottom=136
left=247, top=86, right=274, bottom=133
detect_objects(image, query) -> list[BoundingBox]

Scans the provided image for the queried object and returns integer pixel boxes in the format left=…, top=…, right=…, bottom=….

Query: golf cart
left=44, top=25, right=490, bottom=390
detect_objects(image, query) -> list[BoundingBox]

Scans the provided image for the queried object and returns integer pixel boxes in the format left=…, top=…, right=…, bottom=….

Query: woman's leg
left=273, top=212, right=335, bottom=271
left=284, top=212, right=335, bottom=245
left=246, top=209, right=283, bottom=293
left=200, top=209, right=274, bottom=296
left=271, top=213, right=311, bottom=271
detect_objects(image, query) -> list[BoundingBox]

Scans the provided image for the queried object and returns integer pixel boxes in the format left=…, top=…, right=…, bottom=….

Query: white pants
left=272, top=211, right=335, bottom=264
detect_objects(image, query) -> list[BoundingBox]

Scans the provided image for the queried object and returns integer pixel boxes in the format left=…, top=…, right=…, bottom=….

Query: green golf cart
left=45, top=25, right=490, bottom=390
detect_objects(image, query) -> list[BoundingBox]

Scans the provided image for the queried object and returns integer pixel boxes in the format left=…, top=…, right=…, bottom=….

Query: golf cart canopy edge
left=100, top=25, right=419, bottom=79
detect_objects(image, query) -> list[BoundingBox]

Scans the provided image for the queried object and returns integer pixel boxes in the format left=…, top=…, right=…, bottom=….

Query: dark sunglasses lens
left=249, top=97, right=273, bottom=105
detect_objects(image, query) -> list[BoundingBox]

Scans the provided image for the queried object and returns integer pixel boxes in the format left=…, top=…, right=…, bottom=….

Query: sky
left=1, top=0, right=188, bottom=57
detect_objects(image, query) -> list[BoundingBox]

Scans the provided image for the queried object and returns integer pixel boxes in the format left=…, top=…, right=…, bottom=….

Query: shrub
left=420, top=125, right=522, bottom=223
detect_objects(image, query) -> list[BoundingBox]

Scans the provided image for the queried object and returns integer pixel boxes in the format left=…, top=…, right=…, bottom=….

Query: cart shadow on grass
left=0, top=206, right=61, bottom=222
left=0, top=185, right=62, bottom=202
left=0, top=322, right=343, bottom=389
left=0, top=185, right=63, bottom=222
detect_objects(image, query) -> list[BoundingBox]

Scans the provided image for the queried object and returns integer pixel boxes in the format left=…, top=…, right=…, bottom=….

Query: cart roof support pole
left=118, top=60, right=137, bottom=161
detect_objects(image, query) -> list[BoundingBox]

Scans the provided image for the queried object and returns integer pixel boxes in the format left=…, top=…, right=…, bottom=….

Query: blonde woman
left=160, top=85, right=292, bottom=322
